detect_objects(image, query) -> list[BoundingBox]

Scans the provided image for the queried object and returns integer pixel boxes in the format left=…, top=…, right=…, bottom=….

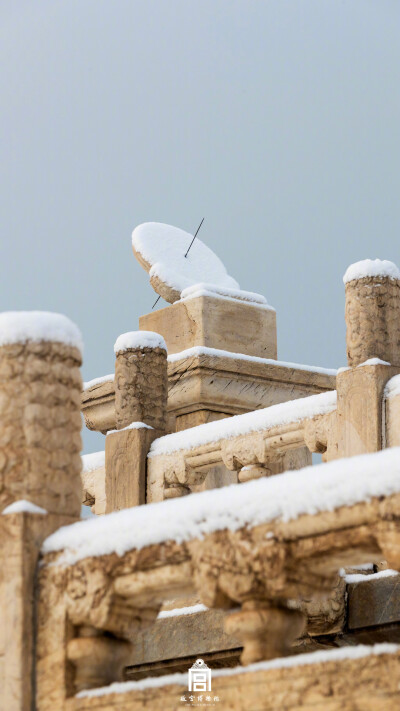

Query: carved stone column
left=0, top=311, right=83, bottom=516
left=344, top=261, right=400, bottom=367
left=336, top=263, right=400, bottom=459
left=225, top=601, right=305, bottom=665
left=105, top=331, right=168, bottom=511
left=114, top=330, right=167, bottom=431
left=67, top=626, right=131, bottom=693
left=0, top=311, right=83, bottom=711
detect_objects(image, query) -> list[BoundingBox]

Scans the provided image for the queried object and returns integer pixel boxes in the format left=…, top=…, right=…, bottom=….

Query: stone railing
left=37, top=447, right=400, bottom=707
left=146, top=391, right=337, bottom=502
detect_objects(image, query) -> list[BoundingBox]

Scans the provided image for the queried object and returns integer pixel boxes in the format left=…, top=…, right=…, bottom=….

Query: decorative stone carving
left=345, top=274, right=400, bottom=367
left=0, top=339, right=82, bottom=516
left=114, top=337, right=167, bottom=432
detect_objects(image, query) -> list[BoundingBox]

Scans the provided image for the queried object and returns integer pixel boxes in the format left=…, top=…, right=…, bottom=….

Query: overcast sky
left=1, top=1, right=399, bottom=454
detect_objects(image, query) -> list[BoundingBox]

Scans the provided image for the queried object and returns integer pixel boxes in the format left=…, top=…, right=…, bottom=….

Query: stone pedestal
left=337, top=363, right=400, bottom=458
left=139, top=294, right=277, bottom=359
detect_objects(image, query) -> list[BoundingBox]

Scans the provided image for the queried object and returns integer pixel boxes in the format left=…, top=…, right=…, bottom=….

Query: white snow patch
left=358, top=358, right=391, bottom=367
left=168, top=346, right=337, bottom=376
left=114, top=331, right=166, bottom=354
left=342, top=569, right=398, bottom=584
left=385, top=374, right=400, bottom=400
left=82, top=451, right=105, bottom=474
left=179, top=288, right=273, bottom=310
left=132, top=222, right=239, bottom=294
left=157, top=604, right=208, bottom=619
left=2, top=500, right=47, bottom=515
left=149, top=390, right=337, bottom=457
left=42, top=447, right=400, bottom=567
left=0, top=311, right=83, bottom=355
left=82, top=352, right=336, bottom=393
left=77, top=643, right=399, bottom=697
left=83, top=374, right=114, bottom=391
left=107, top=422, right=153, bottom=435
left=181, top=283, right=267, bottom=304
left=343, top=259, right=400, bottom=284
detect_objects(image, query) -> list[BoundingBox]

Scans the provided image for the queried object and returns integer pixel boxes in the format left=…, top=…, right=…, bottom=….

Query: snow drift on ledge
left=43, top=447, right=400, bottom=567
left=149, top=390, right=337, bottom=456
left=77, top=643, right=399, bottom=697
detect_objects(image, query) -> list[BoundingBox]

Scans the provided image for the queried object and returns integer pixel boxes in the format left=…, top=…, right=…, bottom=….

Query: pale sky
left=1, top=1, right=399, bottom=453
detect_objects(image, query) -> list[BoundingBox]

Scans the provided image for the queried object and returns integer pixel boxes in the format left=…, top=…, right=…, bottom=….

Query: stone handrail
left=37, top=447, right=400, bottom=705
left=147, top=391, right=337, bottom=501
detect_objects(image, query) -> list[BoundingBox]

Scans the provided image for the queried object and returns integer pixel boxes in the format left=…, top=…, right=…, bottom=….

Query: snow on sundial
left=132, top=222, right=240, bottom=304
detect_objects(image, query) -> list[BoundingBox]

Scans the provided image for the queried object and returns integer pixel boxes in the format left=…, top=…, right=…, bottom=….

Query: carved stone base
left=224, top=602, right=305, bottom=666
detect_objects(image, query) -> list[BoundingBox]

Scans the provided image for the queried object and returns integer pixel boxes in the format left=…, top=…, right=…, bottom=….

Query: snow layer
left=343, top=569, right=398, bottom=584
left=43, top=447, right=400, bottom=567
left=77, top=643, right=399, bottom=697
left=180, top=283, right=267, bottom=305
left=157, top=603, right=208, bottom=619
left=0, top=311, right=83, bottom=355
left=385, top=374, right=400, bottom=400
left=2, top=500, right=47, bottom=515
left=168, top=345, right=337, bottom=376
left=82, top=451, right=105, bottom=474
left=179, top=286, right=274, bottom=310
left=132, top=222, right=239, bottom=294
left=149, top=390, right=337, bottom=457
left=343, top=259, right=400, bottom=284
left=83, top=374, right=114, bottom=391
left=83, top=351, right=336, bottom=393
left=114, top=331, right=166, bottom=354
left=107, top=422, right=153, bottom=435
left=358, top=358, right=391, bottom=367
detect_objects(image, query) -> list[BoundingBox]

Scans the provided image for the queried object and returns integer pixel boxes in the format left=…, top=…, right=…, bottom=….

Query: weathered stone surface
left=345, top=275, right=400, bottom=367
left=82, top=353, right=336, bottom=435
left=347, top=572, right=400, bottom=630
left=336, top=363, right=400, bottom=458
left=68, top=647, right=400, bottom=710
left=114, top=346, right=167, bottom=432
left=0, top=511, right=77, bottom=711
left=82, top=463, right=106, bottom=515
left=105, top=427, right=158, bottom=512
left=0, top=340, right=83, bottom=516
left=139, top=295, right=277, bottom=359
left=386, top=389, right=400, bottom=447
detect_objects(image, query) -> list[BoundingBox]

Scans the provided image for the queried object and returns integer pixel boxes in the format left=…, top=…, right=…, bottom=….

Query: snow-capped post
left=114, top=330, right=168, bottom=431
left=0, top=311, right=83, bottom=516
left=0, top=311, right=83, bottom=711
left=105, top=331, right=168, bottom=512
left=344, top=259, right=400, bottom=368
left=336, top=261, right=400, bottom=458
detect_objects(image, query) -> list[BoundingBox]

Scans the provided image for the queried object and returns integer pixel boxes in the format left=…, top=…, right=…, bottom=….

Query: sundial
left=132, top=222, right=240, bottom=304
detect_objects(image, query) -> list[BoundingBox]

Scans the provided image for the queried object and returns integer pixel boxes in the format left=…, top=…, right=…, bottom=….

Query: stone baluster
left=338, top=261, right=400, bottom=458
left=114, top=330, right=168, bottom=432
left=67, top=626, right=131, bottom=693
left=105, top=331, right=168, bottom=511
left=344, top=260, right=400, bottom=367
left=0, top=310, right=83, bottom=711
left=225, top=602, right=305, bottom=666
